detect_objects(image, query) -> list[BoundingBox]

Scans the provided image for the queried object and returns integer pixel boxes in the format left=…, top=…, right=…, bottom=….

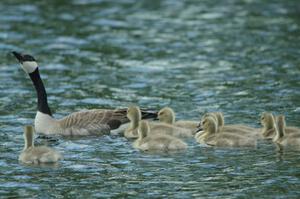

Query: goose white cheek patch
left=22, top=61, right=38, bottom=73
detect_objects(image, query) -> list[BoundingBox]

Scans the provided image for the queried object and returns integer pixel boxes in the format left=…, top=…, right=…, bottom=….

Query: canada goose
left=132, top=120, right=187, bottom=151
left=157, top=107, right=199, bottom=131
left=12, top=52, right=157, bottom=136
left=273, top=115, right=300, bottom=147
left=260, top=112, right=278, bottom=139
left=126, top=106, right=194, bottom=139
left=196, top=116, right=256, bottom=147
left=19, top=125, right=62, bottom=164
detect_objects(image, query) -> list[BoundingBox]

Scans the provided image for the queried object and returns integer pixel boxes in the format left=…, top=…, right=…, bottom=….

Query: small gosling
left=133, top=121, right=187, bottom=151
left=202, top=112, right=259, bottom=136
left=126, top=106, right=193, bottom=139
left=158, top=107, right=199, bottom=131
left=196, top=116, right=256, bottom=147
left=273, top=115, right=300, bottom=147
left=19, top=126, right=62, bottom=164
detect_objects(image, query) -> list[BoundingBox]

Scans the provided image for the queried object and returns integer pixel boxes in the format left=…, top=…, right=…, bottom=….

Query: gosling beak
left=194, top=123, right=203, bottom=134
left=12, top=51, right=24, bottom=63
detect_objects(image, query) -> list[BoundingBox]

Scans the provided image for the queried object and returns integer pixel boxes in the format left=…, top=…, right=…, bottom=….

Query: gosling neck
left=24, top=130, right=34, bottom=150
left=274, top=119, right=285, bottom=142
left=130, top=112, right=141, bottom=129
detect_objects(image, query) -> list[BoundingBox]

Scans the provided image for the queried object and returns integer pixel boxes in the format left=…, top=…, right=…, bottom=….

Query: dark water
left=1, top=0, right=300, bottom=198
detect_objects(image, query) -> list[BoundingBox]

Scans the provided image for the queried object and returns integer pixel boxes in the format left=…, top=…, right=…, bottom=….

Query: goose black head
left=12, top=51, right=38, bottom=74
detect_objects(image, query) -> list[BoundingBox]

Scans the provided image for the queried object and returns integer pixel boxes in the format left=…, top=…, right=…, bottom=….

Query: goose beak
left=12, top=51, right=24, bottom=63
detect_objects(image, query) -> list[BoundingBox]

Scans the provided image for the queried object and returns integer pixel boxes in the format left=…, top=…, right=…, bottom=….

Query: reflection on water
left=0, top=0, right=300, bottom=198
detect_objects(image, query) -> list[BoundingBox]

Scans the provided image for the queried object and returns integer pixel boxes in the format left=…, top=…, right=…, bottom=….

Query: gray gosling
left=19, top=126, right=62, bottom=164
left=158, top=107, right=199, bottom=131
left=132, top=120, right=187, bottom=151
left=260, top=112, right=278, bottom=139
left=126, top=106, right=193, bottom=139
left=273, top=115, right=300, bottom=147
left=196, top=116, right=256, bottom=147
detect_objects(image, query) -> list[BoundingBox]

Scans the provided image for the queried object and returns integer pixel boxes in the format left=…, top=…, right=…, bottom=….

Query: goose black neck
left=29, top=68, right=52, bottom=116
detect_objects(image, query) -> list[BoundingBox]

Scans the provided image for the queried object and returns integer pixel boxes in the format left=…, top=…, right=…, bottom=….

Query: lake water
left=0, top=0, right=300, bottom=198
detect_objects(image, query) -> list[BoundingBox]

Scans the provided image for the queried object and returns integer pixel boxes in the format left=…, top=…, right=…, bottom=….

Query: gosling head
left=24, top=125, right=35, bottom=149
left=201, top=112, right=223, bottom=129
left=138, top=120, right=150, bottom=139
left=127, top=106, right=142, bottom=122
left=12, top=52, right=38, bottom=74
left=201, top=116, right=218, bottom=134
left=260, top=112, right=276, bottom=130
left=158, top=107, right=175, bottom=124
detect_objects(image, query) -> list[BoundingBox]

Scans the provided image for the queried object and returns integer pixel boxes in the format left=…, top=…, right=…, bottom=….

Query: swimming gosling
left=196, top=116, right=256, bottom=147
left=126, top=106, right=194, bottom=139
left=273, top=115, right=300, bottom=147
left=19, top=126, right=62, bottom=164
left=158, top=107, right=199, bottom=131
left=132, top=120, right=187, bottom=151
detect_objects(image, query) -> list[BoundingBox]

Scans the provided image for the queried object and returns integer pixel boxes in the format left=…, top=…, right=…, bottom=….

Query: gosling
left=203, top=112, right=259, bottom=136
left=158, top=107, right=199, bottom=131
left=126, top=106, right=194, bottom=139
left=19, top=126, right=62, bottom=164
left=196, top=116, right=256, bottom=147
left=273, top=115, right=300, bottom=147
left=133, top=120, right=187, bottom=151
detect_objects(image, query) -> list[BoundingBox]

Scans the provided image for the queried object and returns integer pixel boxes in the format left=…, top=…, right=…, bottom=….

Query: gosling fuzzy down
left=133, top=120, right=187, bottom=151
left=158, top=107, right=199, bottom=131
left=273, top=115, right=300, bottom=148
left=260, top=112, right=278, bottom=139
left=126, top=106, right=194, bottom=139
left=19, top=126, right=63, bottom=164
left=196, top=116, right=256, bottom=147
left=202, top=112, right=259, bottom=137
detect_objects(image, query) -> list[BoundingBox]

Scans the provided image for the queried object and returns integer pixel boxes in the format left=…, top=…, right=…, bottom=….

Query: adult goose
left=12, top=52, right=157, bottom=136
